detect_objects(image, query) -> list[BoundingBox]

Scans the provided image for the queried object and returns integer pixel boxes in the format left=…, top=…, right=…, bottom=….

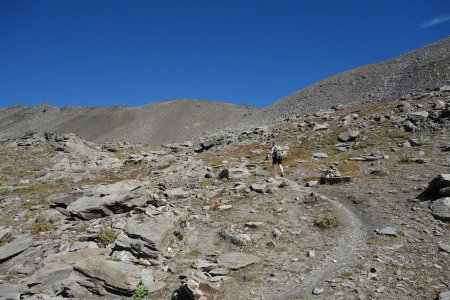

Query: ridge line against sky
left=0, top=0, right=449, bottom=109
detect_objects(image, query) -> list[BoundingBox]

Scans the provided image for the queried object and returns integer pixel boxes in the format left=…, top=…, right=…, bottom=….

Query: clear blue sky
left=1, top=0, right=449, bottom=108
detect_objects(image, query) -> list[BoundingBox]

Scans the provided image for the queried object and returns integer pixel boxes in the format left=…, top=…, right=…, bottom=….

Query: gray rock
left=192, top=259, right=218, bottom=271
left=438, top=242, right=450, bottom=253
left=431, top=197, right=450, bottom=221
left=250, top=183, right=266, bottom=193
left=218, top=169, right=230, bottom=179
left=272, top=228, right=282, bottom=238
left=0, top=234, right=33, bottom=263
left=377, top=227, right=397, bottom=236
left=338, top=130, right=360, bottom=142
left=164, top=188, right=192, bottom=199
left=115, top=209, right=185, bottom=258
left=74, top=256, right=142, bottom=295
left=423, top=174, right=450, bottom=197
left=0, top=284, right=21, bottom=300
left=438, top=85, right=450, bottom=92
left=313, top=152, right=328, bottom=159
left=439, top=290, right=450, bottom=300
left=313, top=287, right=324, bottom=295
left=433, top=100, right=446, bottom=109
left=312, top=123, right=329, bottom=131
left=67, top=194, right=133, bottom=220
left=219, top=229, right=248, bottom=246
left=217, top=252, right=260, bottom=270
left=145, top=281, right=166, bottom=294
left=407, top=111, right=428, bottom=123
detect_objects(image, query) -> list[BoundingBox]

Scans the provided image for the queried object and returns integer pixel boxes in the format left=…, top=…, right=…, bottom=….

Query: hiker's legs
left=279, top=164, right=284, bottom=176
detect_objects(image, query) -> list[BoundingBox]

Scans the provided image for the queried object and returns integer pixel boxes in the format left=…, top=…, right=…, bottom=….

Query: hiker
left=270, top=142, right=285, bottom=177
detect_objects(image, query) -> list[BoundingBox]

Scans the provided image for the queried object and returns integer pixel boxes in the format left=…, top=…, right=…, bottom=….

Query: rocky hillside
left=0, top=100, right=258, bottom=145
left=0, top=88, right=449, bottom=299
left=263, top=36, right=450, bottom=121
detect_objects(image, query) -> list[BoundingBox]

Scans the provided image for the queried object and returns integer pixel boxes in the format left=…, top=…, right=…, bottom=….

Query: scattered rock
left=338, top=130, right=360, bottom=142
left=377, top=227, right=397, bottom=236
left=217, top=252, right=260, bottom=270
left=0, top=234, right=33, bottom=263
left=312, top=287, right=324, bottom=295
left=431, top=197, right=450, bottom=221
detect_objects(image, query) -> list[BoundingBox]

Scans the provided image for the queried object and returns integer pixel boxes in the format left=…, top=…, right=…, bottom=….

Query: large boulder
left=26, top=248, right=111, bottom=292
left=67, top=194, right=134, bottom=220
left=0, top=234, right=33, bottom=263
left=115, top=208, right=185, bottom=258
left=0, top=284, right=21, bottom=300
left=74, top=256, right=142, bottom=295
left=421, top=174, right=450, bottom=198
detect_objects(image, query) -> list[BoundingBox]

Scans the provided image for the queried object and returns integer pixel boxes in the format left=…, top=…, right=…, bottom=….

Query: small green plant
left=132, top=284, right=149, bottom=300
left=175, top=232, right=184, bottom=241
left=77, top=226, right=87, bottom=234
left=97, top=228, right=119, bottom=245
left=30, top=222, right=55, bottom=234
left=399, top=155, right=412, bottom=164
left=355, top=263, right=365, bottom=271
left=314, top=214, right=338, bottom=229
left=188, top=250, right=201, bottom=258
left=397, top=229, right=405, bottom=236
left=110, top=253, right=121, bottom=261
left=200, top=178, right=215, bottom=187
left=368, top=236, right=384, bottom=246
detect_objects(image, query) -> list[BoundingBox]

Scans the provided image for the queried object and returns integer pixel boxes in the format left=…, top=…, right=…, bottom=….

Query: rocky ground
left=0, top=89, right=449, bottom=300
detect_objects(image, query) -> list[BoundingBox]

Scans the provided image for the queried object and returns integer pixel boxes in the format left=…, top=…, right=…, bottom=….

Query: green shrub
left=399, top=155, right=412, bottom=164
left=314, top=214, right=338, bottom=229
left=132, top=284, right=149, bottom=300
left=97, top=228, right=119, bottom=245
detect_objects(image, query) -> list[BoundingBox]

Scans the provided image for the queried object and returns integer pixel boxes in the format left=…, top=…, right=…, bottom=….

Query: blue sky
left=0, top=0, right=449, bottom=108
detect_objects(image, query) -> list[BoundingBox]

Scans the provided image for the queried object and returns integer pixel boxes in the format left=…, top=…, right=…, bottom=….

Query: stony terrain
left=0, top=88, right=449, bottom=300
left=262, top=36, right=450, bottom=121
left=0, top=100, right=257, bottom=145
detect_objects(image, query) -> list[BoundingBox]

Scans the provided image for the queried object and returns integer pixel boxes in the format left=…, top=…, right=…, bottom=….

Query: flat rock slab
left=26, top=248, right=111, bottom=290
left=0, top=284, right=21, bottom=300
left=377, top=227, right=397, bottom=236
left=438, top=242, right=450, bottom=253
left=67, top=194, right=131, bottom=220
left=74, top=256, right=142, bottom=295
left=217, top=252, right=260, bottom=270
left=431, top=197, right=450, bottom=221
left=0, top=234, right=33, bottom=263
left=164, top=188, right=192, bottom=199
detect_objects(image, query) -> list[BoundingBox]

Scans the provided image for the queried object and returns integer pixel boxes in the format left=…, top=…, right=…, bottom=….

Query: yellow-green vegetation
left=340, top=271, right=353, bottom=279
left=97, top=228, right=119, bottom=245
left=314, top=214, right=338, bottom=229
left=338, top=160, right=361, bottom=179
left=399, top=155, right=412, bottom=164
left=76, top=226, right=87, bottom=234
left=355, top=263, right=365, bottom=271
left=30, top=222, right=55, bottom=234
left=20, top=198, right=48, bottom=209
left=131, top=284, right=149, bottom=300
left=200, top=178, right=215, bottom=187
left=188, top=250, right=201, bottom=258
left=110, top=253, right=121, bottom=261
left=368, top=236, right=385, bottom=246
left=397, top=229, right=405, bottom=236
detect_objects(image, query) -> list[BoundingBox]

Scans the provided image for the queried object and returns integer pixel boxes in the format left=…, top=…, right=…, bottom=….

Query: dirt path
left=266, top=179, right=368, bottom=299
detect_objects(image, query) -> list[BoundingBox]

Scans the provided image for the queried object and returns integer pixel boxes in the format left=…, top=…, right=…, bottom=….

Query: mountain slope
left=263, top=36, right=450, bottom=120
left=0, top=100, right=258, bottom=145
